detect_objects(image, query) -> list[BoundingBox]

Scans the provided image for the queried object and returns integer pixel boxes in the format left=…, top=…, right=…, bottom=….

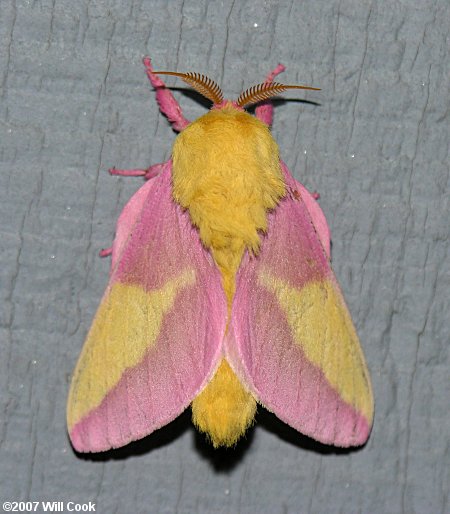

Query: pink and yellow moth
left=67, top=57, right=374, bottom=452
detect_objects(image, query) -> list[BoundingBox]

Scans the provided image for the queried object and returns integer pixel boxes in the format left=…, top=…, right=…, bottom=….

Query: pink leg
left=99, top=247, right=112, bottom=258
left=312, top=192, right=320, bottom=200
left=143, top=57, right=190, bottom=132
left=109, top=161, right=166, bottom=181
left=99, top=161, right=167, bottom=258
left=255, top=63, right=286, bottom=126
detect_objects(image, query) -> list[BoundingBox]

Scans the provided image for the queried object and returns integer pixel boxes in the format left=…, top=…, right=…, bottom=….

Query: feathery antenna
left=152, top=71, right=224, bottom=105
left=237, top=82, right=320, bottom=108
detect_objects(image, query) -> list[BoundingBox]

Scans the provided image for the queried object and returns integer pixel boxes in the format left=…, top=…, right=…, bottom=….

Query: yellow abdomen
left=172, top=104, right=285, bottom=446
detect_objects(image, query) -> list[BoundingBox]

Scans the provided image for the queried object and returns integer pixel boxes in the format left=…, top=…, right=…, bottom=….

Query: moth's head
left=151, top=69, right=320, bottom=113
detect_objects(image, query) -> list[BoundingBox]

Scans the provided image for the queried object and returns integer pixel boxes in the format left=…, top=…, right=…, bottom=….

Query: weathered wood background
left=1, top=1, right=448, bottom=512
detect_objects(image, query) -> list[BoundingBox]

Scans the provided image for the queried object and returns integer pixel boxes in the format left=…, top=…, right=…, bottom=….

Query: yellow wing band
left=258, top=272, right=373, bottom=422
left=67, top=270, right=196, bottom=429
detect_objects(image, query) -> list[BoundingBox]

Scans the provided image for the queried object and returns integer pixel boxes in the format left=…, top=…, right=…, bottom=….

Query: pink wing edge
left=226, top=161, right=372, bottom=447
left=69, top=163, right=227, bottom=452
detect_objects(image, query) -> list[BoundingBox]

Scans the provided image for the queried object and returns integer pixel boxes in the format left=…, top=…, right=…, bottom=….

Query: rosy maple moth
left=67, top=57, right=373, bottom=452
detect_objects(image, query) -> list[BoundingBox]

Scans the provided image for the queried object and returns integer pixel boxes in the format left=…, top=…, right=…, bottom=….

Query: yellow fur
left=173, top=104, right=285, bottom=307
left=191, top=360, right=257, bottom=447
left=172, top=104, right=285, bottom=446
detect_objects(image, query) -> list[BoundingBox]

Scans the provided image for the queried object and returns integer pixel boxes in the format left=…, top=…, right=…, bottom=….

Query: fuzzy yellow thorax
left=172, top=104, right=285, bottom=446
left=172, top=104, right=285, bottom=303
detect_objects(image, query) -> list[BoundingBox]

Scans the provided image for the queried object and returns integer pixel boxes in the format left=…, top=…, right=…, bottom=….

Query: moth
left=67, top=57, right=373, bottom=452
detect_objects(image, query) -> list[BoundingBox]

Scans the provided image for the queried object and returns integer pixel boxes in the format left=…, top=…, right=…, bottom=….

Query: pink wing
left=227, top=162, right=373, bottom=447
left=67, top=163, right=227, bottom=452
